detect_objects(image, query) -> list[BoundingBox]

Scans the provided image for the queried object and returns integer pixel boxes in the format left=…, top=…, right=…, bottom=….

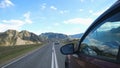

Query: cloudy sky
left=0, top=0, right=117, bottom=35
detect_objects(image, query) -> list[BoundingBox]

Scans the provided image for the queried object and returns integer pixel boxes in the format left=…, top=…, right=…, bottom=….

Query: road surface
left=1, top=43, right=65, bottom=68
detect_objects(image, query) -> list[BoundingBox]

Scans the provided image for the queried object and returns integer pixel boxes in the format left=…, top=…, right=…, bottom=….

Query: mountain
left=0, top=30, right=84, bottom=46
left=40, top=32, right=70, bottom=42
left=110, top=26, right=120, bottom=33
left=70, top=33, right=83, bottom=39
left=0, top=30, right=41, bottom=46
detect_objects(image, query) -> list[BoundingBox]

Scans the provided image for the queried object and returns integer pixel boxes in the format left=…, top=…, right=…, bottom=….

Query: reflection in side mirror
left=60, top=43, right=75, bottom=55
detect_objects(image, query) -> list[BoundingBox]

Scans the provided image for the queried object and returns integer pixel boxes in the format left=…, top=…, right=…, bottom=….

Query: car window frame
left=77, top=1, right=120, bottom=64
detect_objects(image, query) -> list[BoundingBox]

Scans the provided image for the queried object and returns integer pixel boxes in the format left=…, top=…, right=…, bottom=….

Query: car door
left=70, top=2, right=120, bottom=68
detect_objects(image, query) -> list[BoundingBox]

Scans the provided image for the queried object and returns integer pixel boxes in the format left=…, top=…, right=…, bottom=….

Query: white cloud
left=23, top=12, right=32, bottom=24
left=50, top=6, right=57, bottom=10
left=64, top=18, right=93, bottom=26
left=0, top=12, right=33, bottom=32
left=89, top=10, right=93, bottom=13
left=90, top=0, right=94, bottom=2
left=0, top=0, right=14, bottom=8
left=68, top=27, right=85, bottom=35
left=59, top=10, right=69, bottom=14
left=63, top=18, right=93, bottom=34
left=98, top=22, right=120, bottom=31
left=80, top=0, right=84, bottom=2
left=41, top=3, right=46, bottom=10
left=93, top=10, right=105, bottom=16
left=79, top=9, right=83, bottom=12
left=60, top=11, right=64, bottom=14
left=53, top=23, right=60, bottom=26
left=93, top=7, right=109, bottom=16
left=2, top=20, right=24, bottom=25
left=0, top=19, right=24, bottom=31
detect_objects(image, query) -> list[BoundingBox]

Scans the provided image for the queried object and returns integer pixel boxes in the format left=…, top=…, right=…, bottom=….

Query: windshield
left=0, top=0, right=118, bottom=68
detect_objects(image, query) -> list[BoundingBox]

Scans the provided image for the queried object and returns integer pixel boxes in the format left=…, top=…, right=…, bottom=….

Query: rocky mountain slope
left=0, top=30, right=41, bottom=46
left=39, top=32, right=70, bottom=42
left=69, top=33, right=83, bottom=39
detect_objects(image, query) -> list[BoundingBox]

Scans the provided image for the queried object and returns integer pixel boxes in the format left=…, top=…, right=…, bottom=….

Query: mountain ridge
left=0, top=29, right=41, bottom=46
left=69, top=33, right=83, bottom=39
left=0, top=30, right=72, bottom=46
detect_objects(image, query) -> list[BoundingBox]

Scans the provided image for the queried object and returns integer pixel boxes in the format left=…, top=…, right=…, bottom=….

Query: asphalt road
left=1, top=43, right=65, bottom=68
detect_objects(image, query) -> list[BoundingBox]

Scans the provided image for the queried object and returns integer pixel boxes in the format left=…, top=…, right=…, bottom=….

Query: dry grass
left=0, top=44, right=42, bottom=64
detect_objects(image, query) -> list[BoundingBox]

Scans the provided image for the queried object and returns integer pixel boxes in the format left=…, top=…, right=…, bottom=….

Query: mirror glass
left=60, top=43, right=74, bottom=55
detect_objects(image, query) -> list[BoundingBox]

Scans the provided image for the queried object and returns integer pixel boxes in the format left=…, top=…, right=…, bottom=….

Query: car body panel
left=67, top=55, right=120, bottom=68
left=66, top=55, right=100, bottom=68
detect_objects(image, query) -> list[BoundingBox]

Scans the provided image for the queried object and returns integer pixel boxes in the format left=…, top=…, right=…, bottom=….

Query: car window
left=80, top=12, right=120, bottom=61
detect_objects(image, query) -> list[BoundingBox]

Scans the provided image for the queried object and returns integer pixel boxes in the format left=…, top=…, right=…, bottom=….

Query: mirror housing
left=60, top=43, right=75, bottom=55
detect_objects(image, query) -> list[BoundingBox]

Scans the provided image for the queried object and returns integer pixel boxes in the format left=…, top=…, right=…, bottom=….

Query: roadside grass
left=0, top=44, right=43, bottom=64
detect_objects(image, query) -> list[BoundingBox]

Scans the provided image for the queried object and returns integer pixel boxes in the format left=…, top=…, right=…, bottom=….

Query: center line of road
left=51, top=44, right=59, bottom=68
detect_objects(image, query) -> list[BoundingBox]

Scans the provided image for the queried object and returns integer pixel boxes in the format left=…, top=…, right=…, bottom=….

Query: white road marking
left=54, top=45, right=59, bottom=68
left=1, top=55, right=25, bottom=68
left=51, top=45, right=54, bottom=68
left=1, top=45, right=44, bottom=68
left=51, top=44, right=59, bottom=68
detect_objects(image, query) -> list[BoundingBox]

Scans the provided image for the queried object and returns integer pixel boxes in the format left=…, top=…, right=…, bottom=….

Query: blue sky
left=0, top=0, right=117, bottom=35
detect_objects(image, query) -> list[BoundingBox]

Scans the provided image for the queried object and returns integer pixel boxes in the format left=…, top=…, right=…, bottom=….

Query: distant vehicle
left=60, top=0, right=120, bottom=68
left=54, top=42, right=59, bottom=45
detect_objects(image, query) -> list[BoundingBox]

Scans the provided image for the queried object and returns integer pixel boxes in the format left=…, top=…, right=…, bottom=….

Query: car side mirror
left=60, top=43, right=75, bottom=55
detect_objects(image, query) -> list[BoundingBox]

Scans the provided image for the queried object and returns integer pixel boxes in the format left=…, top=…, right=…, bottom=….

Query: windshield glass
left=0, top=0, right=118, bottom=68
